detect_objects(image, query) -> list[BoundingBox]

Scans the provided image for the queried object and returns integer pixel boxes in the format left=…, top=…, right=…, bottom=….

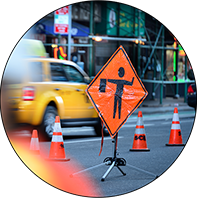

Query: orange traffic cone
left=130, top=111, right=150, bottom=151
left=166, top=108, right=184, bottom=146
left=30, top=129, right=40, bottom=155
left=48, top=116, right=70, bottom=161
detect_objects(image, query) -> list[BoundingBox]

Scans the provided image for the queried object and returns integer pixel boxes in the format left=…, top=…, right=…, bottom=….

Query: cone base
left=129, top=148, right=150, bottom=152
left=166, top=143, right=185, bottom=146
left=46, top=158, right=70, bottom=162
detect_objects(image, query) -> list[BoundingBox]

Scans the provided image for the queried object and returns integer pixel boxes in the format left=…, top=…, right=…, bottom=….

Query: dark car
left=187, top=84, right=196, bottom=108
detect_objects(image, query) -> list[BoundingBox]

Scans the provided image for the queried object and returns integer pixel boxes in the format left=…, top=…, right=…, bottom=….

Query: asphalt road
left=6, top=111, right=195, bottom=196
left=36, top=110, right=195, bottom=197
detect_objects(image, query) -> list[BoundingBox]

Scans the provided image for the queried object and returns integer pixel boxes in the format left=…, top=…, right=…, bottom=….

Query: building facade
left=25, top=1, right=194, bottom=101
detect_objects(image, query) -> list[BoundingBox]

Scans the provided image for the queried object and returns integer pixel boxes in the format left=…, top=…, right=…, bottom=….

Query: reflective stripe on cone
left=130, top=111, right=150, bottom=151
left=166, top=108, right=184, bottom=146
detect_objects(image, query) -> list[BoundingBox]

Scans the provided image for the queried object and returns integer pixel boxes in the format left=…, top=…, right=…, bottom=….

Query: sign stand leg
left=70, top=134, right=157, bottom=181
left=70, top=134, right=127, bottom=181
left=70, top=162, right=106, bottom=178
left=101, top=161, right=116, bottom=181
left=101, top=134, right=126, bottom=181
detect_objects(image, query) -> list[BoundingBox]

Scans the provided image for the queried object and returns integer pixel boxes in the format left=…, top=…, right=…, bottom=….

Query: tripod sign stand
left=70, top=134, right=157, bottom=181
left=101, top=134, right=126, bottom=181
left=70, top=134, right=126, bottom=181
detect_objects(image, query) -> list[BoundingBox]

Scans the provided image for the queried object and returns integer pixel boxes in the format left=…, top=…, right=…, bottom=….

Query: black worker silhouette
left=99, top=67, right=134, bottom=119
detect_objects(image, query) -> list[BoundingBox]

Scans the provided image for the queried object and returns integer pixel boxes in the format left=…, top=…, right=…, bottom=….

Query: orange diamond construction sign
left=86, top=46, right=148, bottom=138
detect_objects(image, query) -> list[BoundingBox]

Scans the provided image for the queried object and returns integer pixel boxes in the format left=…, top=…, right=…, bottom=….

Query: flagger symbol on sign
left=86, top=46, right=148, bottom=138
left=99, top=67, right=134, bottom=119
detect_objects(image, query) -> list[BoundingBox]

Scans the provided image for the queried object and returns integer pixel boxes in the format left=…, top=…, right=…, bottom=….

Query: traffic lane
left=128, top=110, right=195, bottom=123
left=64, top=119, right=193, bottom=172
left=4, top=108, right=195, bottom=140
left=5, top=126, right=104, bottom=196
left=62, top=113, right=195, bottom=140
left=16, top=116, right=193, bottom=158
left=44, top=116, right=194, bottom=163
left=61, top=109, right=195, bottom=138
left=38, top=133, right=155, bottom=197
left=5, top=116, right=194, bottom=197
left=59, top=118, right=194, bottom=196
left=116, top=118, right=193, bottom=176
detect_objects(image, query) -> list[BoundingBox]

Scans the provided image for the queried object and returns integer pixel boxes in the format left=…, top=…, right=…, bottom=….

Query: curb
left=132, top=106, right=195, bottom=116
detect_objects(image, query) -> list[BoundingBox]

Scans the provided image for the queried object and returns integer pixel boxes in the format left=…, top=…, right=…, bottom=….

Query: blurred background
left=1, top=0, right=196, bottom=141
left=23, top=1, right=195, bottom=101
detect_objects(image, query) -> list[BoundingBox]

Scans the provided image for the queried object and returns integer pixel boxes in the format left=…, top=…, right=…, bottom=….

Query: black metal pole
left=113, top=134, right=118, bottom=158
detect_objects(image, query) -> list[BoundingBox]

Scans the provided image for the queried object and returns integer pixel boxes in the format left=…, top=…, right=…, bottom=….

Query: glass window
left=29, top=62, right=43, bottom=82
left=50, top=63, right=68, bottom=82
left=63, top=65, right=84, bottom=83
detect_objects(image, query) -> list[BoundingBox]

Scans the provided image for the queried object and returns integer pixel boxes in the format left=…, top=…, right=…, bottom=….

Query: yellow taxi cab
left=2, top=39, right=102, bottom=139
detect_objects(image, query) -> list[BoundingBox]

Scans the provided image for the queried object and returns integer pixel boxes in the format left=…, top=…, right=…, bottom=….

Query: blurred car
left=2, top=39, right=104, bottom=139
left=187, top=84, right=196, bottom=108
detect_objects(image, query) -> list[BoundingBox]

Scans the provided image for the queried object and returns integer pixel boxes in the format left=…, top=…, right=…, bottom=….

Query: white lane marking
left=123, top=123, right=154, bottom=128
left=65, top=136, right=123, bottom=144
left=161, top=122, right=172, bottom=125
left=127, top=112, right=195, bottom=123
left=63, top=128, right=94, bottom=133
left=11, top=131, right=32, bottom=137
left=161, top=119, right=194, bottom=125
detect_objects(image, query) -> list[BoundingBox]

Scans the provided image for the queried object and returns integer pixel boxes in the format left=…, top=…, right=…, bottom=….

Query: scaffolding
left=90, top=3, right=195, bottom=104
left=36, top=2, right=195, bottom=104
left=138, top=18, right=195, bottom=104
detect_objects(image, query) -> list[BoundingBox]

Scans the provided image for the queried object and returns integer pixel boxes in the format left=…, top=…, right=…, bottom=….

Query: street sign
left=54, top=6, right=69, bottom=34
left=86, top=46, right=148, bottom=138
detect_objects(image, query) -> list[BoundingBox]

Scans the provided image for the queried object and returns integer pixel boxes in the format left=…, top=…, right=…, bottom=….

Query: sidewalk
left=134, top=97, right=196, bottom=115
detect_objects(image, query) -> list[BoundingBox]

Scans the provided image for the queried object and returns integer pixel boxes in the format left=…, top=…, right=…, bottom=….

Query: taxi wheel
left=40, top=106, right=57, bottom=140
